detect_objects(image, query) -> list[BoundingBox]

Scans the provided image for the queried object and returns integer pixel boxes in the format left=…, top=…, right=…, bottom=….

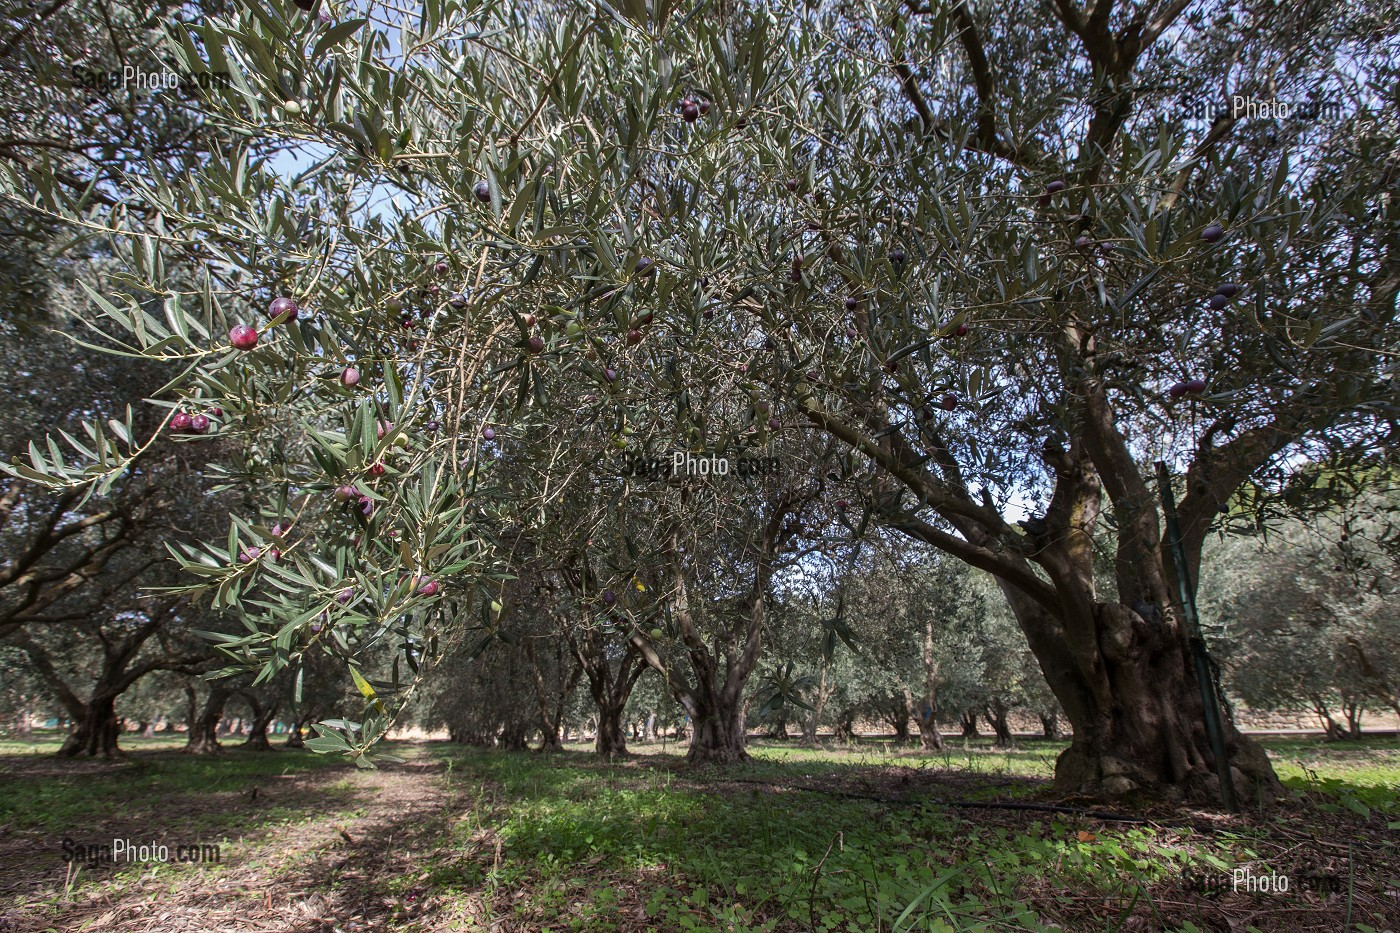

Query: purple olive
left=482, top=426, right=496, bottom=441
left=1215, top=283, right=1240, bottom=297
left=1201, top=224, right=1224, bottom=243
left=229, top=324, right=258, bottom=350
left=1045, top=180, right=1066, bottom=194
left=475, top=181, right=491, bottom=203
left=268, top=296, right=299, bottom=321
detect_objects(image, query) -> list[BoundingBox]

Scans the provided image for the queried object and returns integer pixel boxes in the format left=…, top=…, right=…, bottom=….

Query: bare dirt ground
left=0, top=755, right=460, bottom=933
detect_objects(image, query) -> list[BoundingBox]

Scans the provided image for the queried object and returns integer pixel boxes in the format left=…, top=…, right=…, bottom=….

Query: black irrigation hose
left=704, top=776, right=1151, bottom=823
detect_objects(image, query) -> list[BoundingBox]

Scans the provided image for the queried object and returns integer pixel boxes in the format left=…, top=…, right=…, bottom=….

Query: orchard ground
left=0, top=733, right=1396, bottom=933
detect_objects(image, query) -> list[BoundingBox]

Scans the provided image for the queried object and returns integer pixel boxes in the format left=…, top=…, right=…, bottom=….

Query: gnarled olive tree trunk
left=60, top=695, right=121, bottom=757
left=183, top=683, right=230, bottom=754
left=567, top=626, right=642, bottom=759
left=241, top=693, right=280, bottom=751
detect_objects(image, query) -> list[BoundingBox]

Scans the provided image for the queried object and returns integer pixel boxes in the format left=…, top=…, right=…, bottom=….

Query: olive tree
left=5, top=0, right=1395, bottom=800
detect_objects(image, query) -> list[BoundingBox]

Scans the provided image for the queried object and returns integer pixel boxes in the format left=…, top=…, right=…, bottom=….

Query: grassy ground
left=0, top=732, right=1396, bottom=932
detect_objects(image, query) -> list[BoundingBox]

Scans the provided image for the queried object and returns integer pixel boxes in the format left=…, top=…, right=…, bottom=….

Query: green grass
left=4, top=732, right=1397, bottom=932
left=0, top=735, right=355, bottom=837
left=0, top=729, right=189, bottom=755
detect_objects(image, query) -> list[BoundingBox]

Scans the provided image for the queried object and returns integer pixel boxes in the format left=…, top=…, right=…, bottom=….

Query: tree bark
left=985, top=700, right=1014, bottom=748
left=499, top=720, right=530, bottom=751
left=834, top=707, right=857, bottom=743
left=680, top=690, right=749, bottom=763
left=918, top=623, right=945, bottom=750
left=960, top=709, right=980, bottom=739
left=595, top=709, right=628, bottom=757
left=886, top=691, right=912, bottom=743
left=58, top=695, right=121, bottom=757
left=241, top=694, right=280, bottom=751
left=183, top=685, right=230, bottom=754
left=770, top=711, right=789, bottom=739
left=1040, top=712, right=1061, bottom=740
left=570, top=631, right=646, bottom=759
left=527, top=638, right=582, bottom=753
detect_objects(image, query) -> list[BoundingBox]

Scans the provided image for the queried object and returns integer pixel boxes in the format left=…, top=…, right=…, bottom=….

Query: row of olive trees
left=1203, top=480, right=1400, bottom=738
left=2, top=0, right=1394, bottom=804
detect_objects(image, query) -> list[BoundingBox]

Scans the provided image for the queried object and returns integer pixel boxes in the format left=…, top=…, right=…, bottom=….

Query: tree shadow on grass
left=0, top=745, right=466, bottom=932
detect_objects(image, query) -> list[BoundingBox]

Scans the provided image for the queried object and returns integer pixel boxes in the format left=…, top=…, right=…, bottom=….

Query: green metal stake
left=1155, top=461, right=1237, bottom=812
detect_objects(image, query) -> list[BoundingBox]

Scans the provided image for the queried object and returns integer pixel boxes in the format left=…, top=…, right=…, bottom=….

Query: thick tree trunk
left=1342, top=696, right=1364, bottom=739
left=833, top=707, right=856, bottom=744
left=684, top=692, right=748, bottom=763
left=770, top=711, right=789, bottom=739
left=1040, top=712, right=1061, bottom=740
left=526, top=640, right=582, bottom=753
left=538, top=726, right=564, bottom=752
left=985, top=700, right=1014, bottom=748
left=959, top=709, right=980, bottom=739
left=242, top=696, right=279, bottom=751
left=1011, top=591, right=1281, bottom=803
left=499, top=720, right=530, bottom=751
left=58, top=695, right=121, bottom=758
left=595, top=707, right=629, bottom=757
left=183, top=686, right=230, bottom=754
left=916, top=710, right=944, bottom=751
left=885, top=692, right=911, bottom=743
